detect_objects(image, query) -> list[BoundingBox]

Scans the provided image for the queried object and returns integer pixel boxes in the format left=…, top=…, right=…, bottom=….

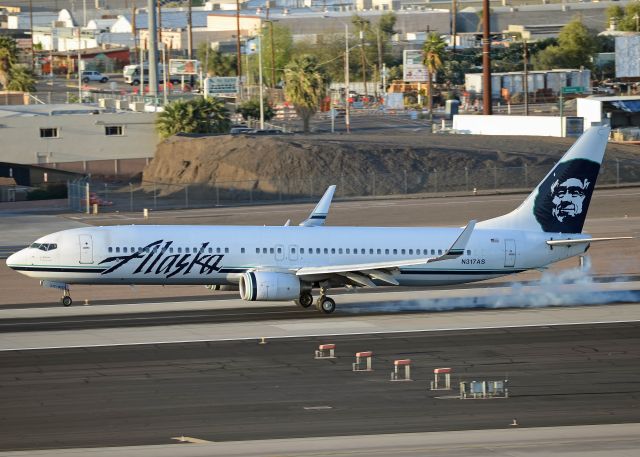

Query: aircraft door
left=504, top=239, right=516, bottom=268
left=79, top=235, right=93, bottom=264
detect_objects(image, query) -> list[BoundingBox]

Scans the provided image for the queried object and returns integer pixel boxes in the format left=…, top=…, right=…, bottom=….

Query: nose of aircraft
left=5, top=250, right=22, bottom=269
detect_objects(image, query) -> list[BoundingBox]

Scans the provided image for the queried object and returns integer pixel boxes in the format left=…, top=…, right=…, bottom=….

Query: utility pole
left=345, top=24, right=350, bottom=133
left=147, top=0, right=158, bottom=97
left=359, top=30, right=367, bottom=97
left=235, top=0, right=242, bottom=83
left=187, top=0, right=193, bottom=59
left=29, top=0, right=34, bottom=70
left=451, top=0, right=457, bottom=52
left=523, top=39, right=529, bottom=116
left=131, top=1, right=137, bottom=64
left=258, top=35, right=264, bottom=130
left=482, top=0, right=492, bottom=115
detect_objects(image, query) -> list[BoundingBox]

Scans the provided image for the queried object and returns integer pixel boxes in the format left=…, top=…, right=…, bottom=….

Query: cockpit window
left=31, top=243, right=57, bottom=251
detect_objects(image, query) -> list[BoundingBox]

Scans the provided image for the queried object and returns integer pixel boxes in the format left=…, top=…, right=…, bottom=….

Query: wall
left=452, top=115, right=565, bottom=137
left=0, top=111, right=158, bottom=165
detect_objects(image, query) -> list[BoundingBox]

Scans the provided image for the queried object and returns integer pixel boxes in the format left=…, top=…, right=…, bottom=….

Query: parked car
left=81, top=71, right=109, bottom=83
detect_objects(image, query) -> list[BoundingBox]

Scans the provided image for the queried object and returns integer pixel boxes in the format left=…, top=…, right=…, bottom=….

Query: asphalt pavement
left=1, top=322, right=638, bottom=451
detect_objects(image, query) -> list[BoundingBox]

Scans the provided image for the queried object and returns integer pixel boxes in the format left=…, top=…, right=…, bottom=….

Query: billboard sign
left=403, top=50, right=428, bottom=82
left=204, top=76, right=239, bottom=95
left=169, top=59, right=198, bottom=75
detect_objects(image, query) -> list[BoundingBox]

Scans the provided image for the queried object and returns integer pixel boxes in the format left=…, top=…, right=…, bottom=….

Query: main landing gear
left=294, top=285, right=336, bottom=314
left=61, top=290, right=73, bottom=307
left=295, top=291, right=314, bottom=308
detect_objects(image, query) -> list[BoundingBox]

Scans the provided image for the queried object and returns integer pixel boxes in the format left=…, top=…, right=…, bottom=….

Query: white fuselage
left=8, top=225, right=588, bottom=287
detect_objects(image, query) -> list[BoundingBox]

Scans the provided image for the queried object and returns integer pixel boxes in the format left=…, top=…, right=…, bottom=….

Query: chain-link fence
left=67, top=157, right=640, bottom=213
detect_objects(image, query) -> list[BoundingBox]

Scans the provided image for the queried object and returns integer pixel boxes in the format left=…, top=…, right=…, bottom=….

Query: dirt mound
left=143, top=133, right=640, bottom=198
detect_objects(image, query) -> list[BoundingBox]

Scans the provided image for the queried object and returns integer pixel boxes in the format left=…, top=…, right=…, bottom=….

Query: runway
left=0, top=321, right=639, bottom=451
left=0, top=189, right=638, bottom=455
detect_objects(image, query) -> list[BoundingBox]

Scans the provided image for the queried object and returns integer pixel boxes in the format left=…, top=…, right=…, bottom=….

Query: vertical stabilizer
left=477, top=126, right=610, bottom=234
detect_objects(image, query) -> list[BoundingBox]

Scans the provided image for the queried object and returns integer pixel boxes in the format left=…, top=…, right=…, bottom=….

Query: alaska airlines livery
left=6, top=126, right=630, bottom=313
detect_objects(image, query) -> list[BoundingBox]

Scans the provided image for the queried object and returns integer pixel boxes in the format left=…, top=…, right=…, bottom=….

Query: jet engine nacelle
left=239, top=271, right=301, bottom=301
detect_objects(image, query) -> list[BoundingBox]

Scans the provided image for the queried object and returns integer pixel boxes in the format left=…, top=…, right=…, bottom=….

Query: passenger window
left=376, top=249, right=381, bottom=254
left=393, top=249, right=397, bottom=255
left=301, top=248, right=305, bottom=254
left=346, top=248, right=350, bottom=254
left=169, top=247, right=174, bottom=253
left=178, top=248, right=182, bottom=253
left=361, top=249, right=365, bottom=254
left=241, top=248, right=245, bottom=253
left=256, top=248, right=260, bottom=254
left=369, top=249, right=373, bottom=254
left=338, top=248, right=343, bottom=254
left=270, top=248, right=274, bottom=254
left=331, top=248, right=335, bottom=254
left=263, top=248, right=267, bottom=254
left=216, top=247, right=221, bottom=253
left=401, top=249, right=406, bottom=255
left=225, top=248, right=229, bottom=253
left=438, top=249, right=443, bottom=255
left=409, top=249, right=413, bottom=255
left=108, top=247, right=113, bottom=253
left=185, top=248, right=190, bottom=253
left=123, top=247, right=127, bottom=253
left=291, top=247, right=296, bottom=254
left=208, top=247, right=212, bottom=253
left=467, top=250, right=471, bottom=255
left=385, top=249, right=389, bottom=254
left=431, top=249, right=435, bottom=255
left=324, top=248, right=328, bottom=254
left=423, top=249, right=428, bottom=255
left=317, top=248, right=321, bottom=254
left=115, top=247, right=120, bottom=253
left=277, top=247, right=282, bottom=254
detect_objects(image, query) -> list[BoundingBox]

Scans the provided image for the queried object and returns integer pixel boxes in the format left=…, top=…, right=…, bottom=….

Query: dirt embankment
left=142, top=133, right=640, bottom=198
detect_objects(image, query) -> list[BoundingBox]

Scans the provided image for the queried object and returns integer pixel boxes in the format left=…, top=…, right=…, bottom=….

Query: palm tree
left=284, top=55, right=327, bottom=133
left=0, top=36, right=18, bottom=89
left=7, top=65, right=36, bottom=92
left=156, top=98, right=230, bottom=139
left=422, top=33, right=446, bottom=120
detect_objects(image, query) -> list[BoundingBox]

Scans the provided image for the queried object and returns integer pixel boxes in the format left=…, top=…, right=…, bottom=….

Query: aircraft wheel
left=295, top=291, right=313, bottom=308
left=61, top=296, right=72, bottom=307
left=317, top=296, right=336, bottom=314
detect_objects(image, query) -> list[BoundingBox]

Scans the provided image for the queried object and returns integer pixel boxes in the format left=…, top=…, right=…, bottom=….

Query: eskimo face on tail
left=533, top=158, right=600, bottom=233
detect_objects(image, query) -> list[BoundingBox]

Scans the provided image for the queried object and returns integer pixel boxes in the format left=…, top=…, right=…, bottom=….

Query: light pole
left=258, top=35, right=265, bottom=130
left=523, top=38, right=528, bottom=116
left=344, top=23, right=350, bottom=133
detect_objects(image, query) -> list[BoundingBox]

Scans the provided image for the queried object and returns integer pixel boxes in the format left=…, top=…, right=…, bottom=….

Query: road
left=0, top=322, right=638, bottom=451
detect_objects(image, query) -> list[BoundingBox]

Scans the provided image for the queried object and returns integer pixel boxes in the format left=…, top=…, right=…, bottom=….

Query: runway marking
left=1, top=318, right=639, bottom=352
left=303, top=406, right=333, bottom=410
left=171, top=436, right=213, bottom=444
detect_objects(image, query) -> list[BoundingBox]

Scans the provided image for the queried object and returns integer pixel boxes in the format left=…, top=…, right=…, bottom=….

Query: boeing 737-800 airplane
left=6, top=125, right=630, bottom=313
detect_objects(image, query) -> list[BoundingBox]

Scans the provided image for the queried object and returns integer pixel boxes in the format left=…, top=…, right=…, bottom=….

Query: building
left=0, top=104, right=158, bottom=166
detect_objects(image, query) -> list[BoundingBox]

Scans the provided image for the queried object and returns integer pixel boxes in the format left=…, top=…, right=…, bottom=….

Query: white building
left=0, top=104, right=158, bottom=165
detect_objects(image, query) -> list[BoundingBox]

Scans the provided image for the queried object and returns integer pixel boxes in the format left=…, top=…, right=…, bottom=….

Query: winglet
left=299, top=185, right=336, bottom=227
left=433, top=220, right=476, bottom=261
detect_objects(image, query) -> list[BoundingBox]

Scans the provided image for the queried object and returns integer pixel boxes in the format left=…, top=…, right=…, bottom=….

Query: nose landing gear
left=61, top=290, right=73, bottom=307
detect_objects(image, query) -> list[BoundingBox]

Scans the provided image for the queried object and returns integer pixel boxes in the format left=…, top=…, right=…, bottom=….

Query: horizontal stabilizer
left=546, top=236, right=633, bottom=246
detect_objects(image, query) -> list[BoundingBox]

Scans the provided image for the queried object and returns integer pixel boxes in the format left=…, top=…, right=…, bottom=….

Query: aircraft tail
left=477, top=125, right=610, bottom=234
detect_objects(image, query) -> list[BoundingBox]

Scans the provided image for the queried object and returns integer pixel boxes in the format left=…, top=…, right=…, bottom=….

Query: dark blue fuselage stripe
left=309, top=215, right=327, bottom=220
left=400, top=269, right=526, bottom=275
left=10, top=266, right=106, bottom=273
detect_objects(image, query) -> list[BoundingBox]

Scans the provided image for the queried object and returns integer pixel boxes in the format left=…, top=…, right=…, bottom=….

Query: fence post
left=104, top=183, right=108, bottom=205
left=465, top=167, right=469, bottom=191
left=216, top=185, right=220, bottom=206
left=616, top=159, right=620, bottom=187
left=129, top=183, right=133, bottom=212
left=434, top=169, right=438, bottom=193
left=85, top=182, right=90, bottom=214
left=494, top=166, right=498, bottom=190
left=185, top=185, right=189, bottom=209
left=524, top=164, right=528, bottom=188
left=153, top=182, right=157, bottom=209
left=371, top=172, right=376, bottom=196
left=404, top=169, right=408, bottom=194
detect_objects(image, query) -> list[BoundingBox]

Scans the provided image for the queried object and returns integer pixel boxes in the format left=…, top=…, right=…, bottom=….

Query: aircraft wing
left=546, top=236, right=633, bottom=246
left=299, top=185, right=336, bottom=227
left=295, top=220, right=476, bottom=285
